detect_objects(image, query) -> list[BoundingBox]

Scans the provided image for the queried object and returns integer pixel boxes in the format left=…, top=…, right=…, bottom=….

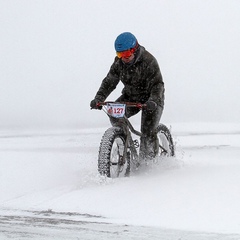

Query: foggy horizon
left=1, top=0, right=239, bottom=129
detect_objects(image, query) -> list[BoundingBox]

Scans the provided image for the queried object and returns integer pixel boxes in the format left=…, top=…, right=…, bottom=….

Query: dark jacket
left=94, top=46, right=165, bottom=107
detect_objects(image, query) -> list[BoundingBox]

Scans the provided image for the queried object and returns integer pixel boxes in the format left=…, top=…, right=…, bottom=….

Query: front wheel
left=156, top=124, right=175, bottom=157
left=98, top=127, right=130, bottom=178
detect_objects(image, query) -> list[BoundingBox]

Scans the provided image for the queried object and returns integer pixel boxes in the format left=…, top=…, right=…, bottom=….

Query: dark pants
left=110, top=95, right=163, bottom=161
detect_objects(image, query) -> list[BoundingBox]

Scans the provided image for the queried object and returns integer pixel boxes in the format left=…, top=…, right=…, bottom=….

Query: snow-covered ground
left=0, top=122, right=240, bottom=239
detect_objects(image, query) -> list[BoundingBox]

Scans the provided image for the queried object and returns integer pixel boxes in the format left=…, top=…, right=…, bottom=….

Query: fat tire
left=156, top=124, right=175, bottom=157
left=98, top=127, right=128, bottom=177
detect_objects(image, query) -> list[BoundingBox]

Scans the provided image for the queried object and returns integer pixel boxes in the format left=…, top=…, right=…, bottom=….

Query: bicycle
left=95, top=101, right=175, bottom=178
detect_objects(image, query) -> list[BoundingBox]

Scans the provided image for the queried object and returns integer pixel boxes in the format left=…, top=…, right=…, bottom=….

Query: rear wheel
left=98, top=127, right=130, bottom=178
left=156, top=124, right=175, bottom=157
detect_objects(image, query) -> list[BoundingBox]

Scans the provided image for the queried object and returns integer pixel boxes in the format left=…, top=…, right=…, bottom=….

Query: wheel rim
left=110, top=136, right=128, bottom=178
left=157, top=131, right=172, bottom=157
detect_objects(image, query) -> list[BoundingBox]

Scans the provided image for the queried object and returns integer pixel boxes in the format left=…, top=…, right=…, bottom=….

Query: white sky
left=1, top=0, right=240, bottom=129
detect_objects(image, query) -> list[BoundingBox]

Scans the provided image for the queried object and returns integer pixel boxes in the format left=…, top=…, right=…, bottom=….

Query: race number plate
left=106, top=103, right=126, bottom=118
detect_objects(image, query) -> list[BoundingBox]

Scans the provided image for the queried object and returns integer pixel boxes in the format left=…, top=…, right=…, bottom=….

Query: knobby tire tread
left=157, top=123, right=175, bottom=157
left=98, top=127, right=126, bottom=177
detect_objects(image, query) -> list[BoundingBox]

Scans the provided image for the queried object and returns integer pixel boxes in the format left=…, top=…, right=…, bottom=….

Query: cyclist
left=90, top=32, right=165, bottom=162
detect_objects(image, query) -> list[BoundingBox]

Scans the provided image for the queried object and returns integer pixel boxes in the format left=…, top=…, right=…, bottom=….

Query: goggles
left=116, top=42, right=139, bottom=59
left=116, top=49, right=134, bottom=58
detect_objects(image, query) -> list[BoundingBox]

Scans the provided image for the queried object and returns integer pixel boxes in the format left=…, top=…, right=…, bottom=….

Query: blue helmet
left=114, top=32, right=138, bottom=52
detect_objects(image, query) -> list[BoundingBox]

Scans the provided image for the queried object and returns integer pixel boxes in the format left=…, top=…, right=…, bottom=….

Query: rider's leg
left=139, top=106, right=163, bottom=162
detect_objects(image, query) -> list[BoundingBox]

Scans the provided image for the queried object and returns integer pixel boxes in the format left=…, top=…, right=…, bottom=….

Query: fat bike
left=95, top=102, right=175, bottom=178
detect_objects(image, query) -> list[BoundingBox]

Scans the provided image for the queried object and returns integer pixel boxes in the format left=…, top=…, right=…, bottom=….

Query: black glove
left=90, top=99, right=102, bottom=109
left=146, top=101, right=157, bottom=111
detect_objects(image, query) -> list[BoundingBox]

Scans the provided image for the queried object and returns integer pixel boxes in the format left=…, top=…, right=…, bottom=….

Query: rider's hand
left=90, top=99, right=102, bottom=110
left=146, top=101, right=157, bottom=111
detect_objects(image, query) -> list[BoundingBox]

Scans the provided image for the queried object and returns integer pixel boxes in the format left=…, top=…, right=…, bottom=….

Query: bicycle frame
left=98, top=101, right=144, bottom=138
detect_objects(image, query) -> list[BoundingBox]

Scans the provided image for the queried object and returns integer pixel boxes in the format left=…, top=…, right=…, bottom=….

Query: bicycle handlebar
left=97, top=101, right=147, bottom=109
